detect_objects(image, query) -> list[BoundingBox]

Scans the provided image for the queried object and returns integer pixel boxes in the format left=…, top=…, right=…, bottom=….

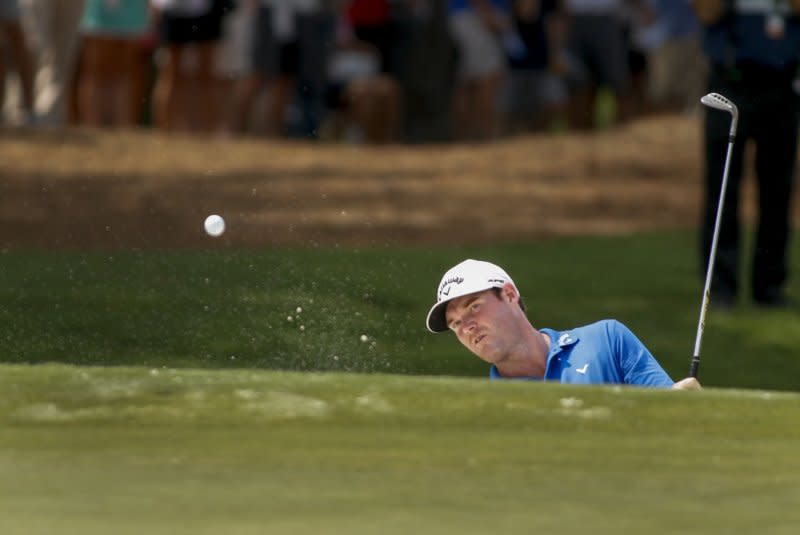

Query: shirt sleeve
left=609, top=320, right=674, bottom=388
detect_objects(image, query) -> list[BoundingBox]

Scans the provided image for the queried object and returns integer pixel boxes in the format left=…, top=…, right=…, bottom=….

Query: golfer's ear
left=501, top=282, right=518, bottom=303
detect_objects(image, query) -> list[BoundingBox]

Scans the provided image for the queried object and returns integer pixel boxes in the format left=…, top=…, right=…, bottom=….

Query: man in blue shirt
left=426, top=259, right=701, bottom=389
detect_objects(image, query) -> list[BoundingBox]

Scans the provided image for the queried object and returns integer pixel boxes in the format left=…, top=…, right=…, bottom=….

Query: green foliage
left=1, top=231, right=798, bottom=391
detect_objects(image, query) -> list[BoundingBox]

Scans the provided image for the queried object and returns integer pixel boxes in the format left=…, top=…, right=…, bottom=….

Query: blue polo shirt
left=489, top=320, right=674, bottom=387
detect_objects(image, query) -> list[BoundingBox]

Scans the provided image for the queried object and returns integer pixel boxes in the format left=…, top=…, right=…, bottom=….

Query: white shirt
left=259, top=0, right=320, bottom=41
left=150, top=0, right=213, bottom=16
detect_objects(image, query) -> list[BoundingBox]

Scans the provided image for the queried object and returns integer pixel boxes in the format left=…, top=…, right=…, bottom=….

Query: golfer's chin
left=471, top=343, right=503, bottom=365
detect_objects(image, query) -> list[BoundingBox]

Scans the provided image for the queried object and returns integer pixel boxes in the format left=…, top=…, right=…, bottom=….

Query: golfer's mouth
left=473, top=334, right=486, bottom=347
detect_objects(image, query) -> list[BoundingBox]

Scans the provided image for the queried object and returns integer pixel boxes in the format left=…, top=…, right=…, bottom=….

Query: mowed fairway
left=2, top=364, right=799, bottom=534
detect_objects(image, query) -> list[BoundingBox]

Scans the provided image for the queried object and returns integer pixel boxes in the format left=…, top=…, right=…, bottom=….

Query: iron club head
left=701, top=92, right=738, bottom=120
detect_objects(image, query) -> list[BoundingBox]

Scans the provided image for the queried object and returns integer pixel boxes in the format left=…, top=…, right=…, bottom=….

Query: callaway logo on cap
left=426, top=259, right=517, bottom=333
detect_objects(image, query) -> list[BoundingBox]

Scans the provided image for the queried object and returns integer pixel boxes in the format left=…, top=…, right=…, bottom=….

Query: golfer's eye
left=449, top=319, right=461, bottom=331
left=471, top=302, right=481, bottom=312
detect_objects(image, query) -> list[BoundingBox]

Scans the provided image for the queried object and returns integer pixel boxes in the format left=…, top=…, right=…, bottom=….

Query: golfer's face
left=445, top=289, right=516, bottom=364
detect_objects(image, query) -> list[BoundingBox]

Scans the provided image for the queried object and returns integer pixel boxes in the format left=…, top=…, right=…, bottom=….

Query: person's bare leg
left=77, top=37, right=106, bottom=126
left=568, top=86, right=596, bottom=130
left=133, top=42, right=152, bottom=126
left=113, top=40, right=140, bottom=126
left=474, top=70, right=503, bottom=140
left=343, top=78, right=373, bottom=141
left=5, top=22, right=35, bottom=116
left=193, top=41, right=218, bottom=132
left=369, top=75, right=399, bottom=143
left=0, top=35, right=6, bottom=118
left=153, top=44, right=181, bottom=130
left=614, top=88, right=635, bottom=125
left=264, top=74, right=294, bottom=137
left=451, top=81, right=472, bottom=140
left=228, top=73, right=264, bottom=133
left=360, top=84, right=382, bottom=142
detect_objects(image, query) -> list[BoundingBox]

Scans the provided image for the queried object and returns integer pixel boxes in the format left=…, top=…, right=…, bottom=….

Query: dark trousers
left=701, top=65, right=800, bottom=300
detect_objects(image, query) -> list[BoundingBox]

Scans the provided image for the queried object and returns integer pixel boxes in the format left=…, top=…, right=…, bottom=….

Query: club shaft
left=691, top=128, right=736, bottom=378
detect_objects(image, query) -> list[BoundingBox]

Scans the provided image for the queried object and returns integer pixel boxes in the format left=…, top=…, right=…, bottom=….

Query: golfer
left=426, top=259, right=701, bottom=390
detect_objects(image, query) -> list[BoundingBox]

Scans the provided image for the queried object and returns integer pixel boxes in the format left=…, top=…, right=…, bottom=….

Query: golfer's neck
left=496, top=331, right=549, bottom=379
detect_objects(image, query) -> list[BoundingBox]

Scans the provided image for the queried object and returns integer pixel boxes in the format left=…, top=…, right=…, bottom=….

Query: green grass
left=1, top=364, right=799, bottom=535
left=2, top=230, right=800, bottom=390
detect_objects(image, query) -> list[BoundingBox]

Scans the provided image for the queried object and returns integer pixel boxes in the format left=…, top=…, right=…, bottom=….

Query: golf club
left=690, top=92, right=739, bottom=379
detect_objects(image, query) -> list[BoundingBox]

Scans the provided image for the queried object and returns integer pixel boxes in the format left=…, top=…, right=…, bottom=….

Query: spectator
left=76, top=0, right=152, bottom=127
left=504, top=0, right=569, bottom=133
left=562, top=0, right=632, bottom=129
left=18, top=0, right=85, bottom=125
left=214, top=0, right=253, bottom=109
left=393, top=0, right=458, bottom=143
left=448, top=0, right=510, bottom=140
left=693, top=0, right=800, bottom=308
left=645, top=0, right=705, bottom=114
left=343, top=0, right=406, bottom=140
left=620, top=0, right=657, bottom=119
left=227, top=0, right=333, bottom=138
left=346, top=0, right=400, bottom=75
left=150, top=0, right=233, bottom=132
left=321, top=1, right=400, bottom=143
left=0, top=0, right=35, bottom=125
left=290, top=0, right=337, bottom=138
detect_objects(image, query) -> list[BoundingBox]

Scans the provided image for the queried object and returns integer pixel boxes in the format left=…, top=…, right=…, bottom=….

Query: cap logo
left=438, top=276, right=464, bottom=299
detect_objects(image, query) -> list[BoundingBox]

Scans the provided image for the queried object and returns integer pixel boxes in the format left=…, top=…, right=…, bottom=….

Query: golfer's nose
left=462, top=316, right=477, bottom=333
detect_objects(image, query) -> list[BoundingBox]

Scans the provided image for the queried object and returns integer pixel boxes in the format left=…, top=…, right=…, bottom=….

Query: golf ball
left=204, top=214, right=225, bottom=237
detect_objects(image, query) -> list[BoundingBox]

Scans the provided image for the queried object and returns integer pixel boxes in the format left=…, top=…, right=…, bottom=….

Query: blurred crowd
left=0, top=0, right=707, bottom=143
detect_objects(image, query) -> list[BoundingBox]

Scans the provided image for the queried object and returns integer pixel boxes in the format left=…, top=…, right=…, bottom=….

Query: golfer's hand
left=672, top=377, right=702, bottom=390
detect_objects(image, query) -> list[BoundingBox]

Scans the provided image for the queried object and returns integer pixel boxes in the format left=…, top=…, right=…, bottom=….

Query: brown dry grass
left=0, top=115, right=780, bottom=249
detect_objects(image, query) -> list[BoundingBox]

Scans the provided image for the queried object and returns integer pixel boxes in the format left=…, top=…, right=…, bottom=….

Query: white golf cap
left=426, top=259, right=517, bottom=333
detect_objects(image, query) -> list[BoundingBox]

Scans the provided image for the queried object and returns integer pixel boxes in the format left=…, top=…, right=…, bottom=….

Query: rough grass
left=2, top=231, right=800, bottom=390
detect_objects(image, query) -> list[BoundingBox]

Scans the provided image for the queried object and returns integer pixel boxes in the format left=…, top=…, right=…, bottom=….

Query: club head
left=701, top=93, right=738, bottom=119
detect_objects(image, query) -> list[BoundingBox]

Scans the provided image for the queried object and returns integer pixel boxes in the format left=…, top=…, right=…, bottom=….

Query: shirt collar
left=489, top=328, right=579, bottom=380
left=545, top=329, right=579, bottom=354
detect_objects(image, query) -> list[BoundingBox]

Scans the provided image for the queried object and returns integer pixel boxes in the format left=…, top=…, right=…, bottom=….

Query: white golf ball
left=204, top=214, right=225, bottom=237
